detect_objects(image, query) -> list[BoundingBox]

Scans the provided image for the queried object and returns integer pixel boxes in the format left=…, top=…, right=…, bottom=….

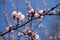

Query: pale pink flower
left=27, top=9, right=35, bottom=17
left=12, top=11, right=17, bottom=19
left=40, top=16, right=44, bottom=18
left=32, top=33, right=39, bottom=40
left=19, top=14, right=25, bottom=20
left=38, top=10, right=44, bottom=14
left=6, top=24, right=13, bottom=32
left=34, top=13, right=39, bottom=17
left=18, top=32, right=24, bottom=37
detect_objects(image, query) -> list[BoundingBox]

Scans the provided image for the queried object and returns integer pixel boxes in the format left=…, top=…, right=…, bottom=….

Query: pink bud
left=40, top=16, right=44, bottom=18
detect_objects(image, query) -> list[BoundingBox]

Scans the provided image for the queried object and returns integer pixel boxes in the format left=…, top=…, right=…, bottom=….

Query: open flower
left=6, top=24, right=13, bottom=32
left=18, top=32, right=24, bottom=37
left=32, top=33, right=39, bottom=40
left=17, top=11, right=25, bottom=20
left=17, top=11, right=22, bottom=16
left=34, top=13, right=39, bottom=17
left=27, top=9, right=35, bottom=17
left=27, top=27, right=32, bottom=36
left=12, top=11, right=17, bottom=19
left=38, top=10, right=45, bottom=14
left=19, top=14, right=25, bottom=20
left=38, top=10, right=45, bottom=18
left=12, top=11, right=25, bottom=20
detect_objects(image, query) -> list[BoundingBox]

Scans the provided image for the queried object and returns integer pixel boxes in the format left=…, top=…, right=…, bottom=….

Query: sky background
left=0, top=0, right=60, bottom=40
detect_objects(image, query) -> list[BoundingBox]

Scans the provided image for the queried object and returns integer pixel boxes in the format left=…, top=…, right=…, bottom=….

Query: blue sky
left=0, top=0, right=60, bottom=40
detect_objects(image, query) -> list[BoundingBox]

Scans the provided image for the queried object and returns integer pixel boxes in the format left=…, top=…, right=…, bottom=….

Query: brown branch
left=45, top=3, right=60, bottom=14
left=0, top=3, right=60, bottom=37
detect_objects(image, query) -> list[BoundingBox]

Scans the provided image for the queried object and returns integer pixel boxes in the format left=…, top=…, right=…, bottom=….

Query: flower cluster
left=6, top=24, right=13, bottom=32
left=17, top=27, right=40, bottom=40
left=38, top=10, right=45, bottom=18
left=18, top=32, right=24, bottom=37
left=12, top=11, right=25, bottom=20
left=32, top=33, right=40, bottom=40
left=27, top=9, right=45, bottom=18
left=27, top=9, right=35, bottom=17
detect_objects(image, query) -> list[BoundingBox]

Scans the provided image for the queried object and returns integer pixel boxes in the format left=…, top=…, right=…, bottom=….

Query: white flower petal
left=34, top=13, right=39, bottom=17
left=12, top=11, right=17, bottom=15
left=19, top=14, right=25, bottom=20
left=38, top=10, right=44, bottom=14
